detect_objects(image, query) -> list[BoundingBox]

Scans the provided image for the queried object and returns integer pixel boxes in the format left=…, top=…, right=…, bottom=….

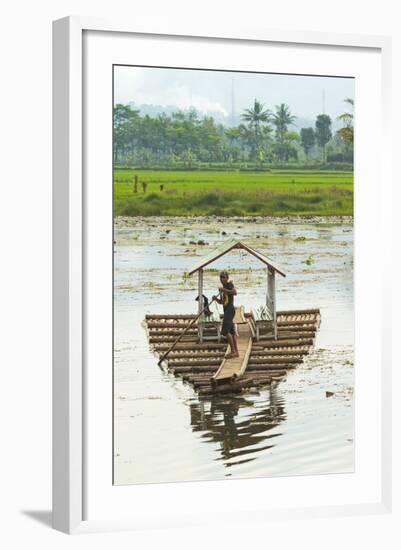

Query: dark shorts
left=221, top=308, right=235, bottom=336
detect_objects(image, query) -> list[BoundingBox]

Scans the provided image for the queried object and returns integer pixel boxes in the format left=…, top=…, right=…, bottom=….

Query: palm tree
left=272, top=104, right=296, bottom=160
left=241, top=99, right=271, bottom=129
left=241, top=99, right=271, bottom=159
left=336, top=98, right=354, bottom=145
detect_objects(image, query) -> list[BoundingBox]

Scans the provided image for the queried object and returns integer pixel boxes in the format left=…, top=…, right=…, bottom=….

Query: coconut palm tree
left=241, top=99, right=271, bottom=128
left=241, top=99, right=271, bottom=159
left=272, top=104, right=296, bottom=161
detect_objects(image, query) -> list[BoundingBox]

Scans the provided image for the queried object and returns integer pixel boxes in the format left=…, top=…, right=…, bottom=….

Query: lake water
left=113, top=216, right=354, bottom=484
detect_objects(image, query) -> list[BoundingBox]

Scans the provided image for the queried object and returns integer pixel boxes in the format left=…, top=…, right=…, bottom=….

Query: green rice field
left=113, top=169, right=353, bottom=217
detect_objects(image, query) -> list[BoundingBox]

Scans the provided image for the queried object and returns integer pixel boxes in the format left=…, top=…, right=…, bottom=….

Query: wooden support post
left=272, top=271, right=277, bottom=340
left=266, top=268, right=269, bottom=323
left=198, top=269, right=203, bottom=343
left=267, top=268, right=277, bottom=340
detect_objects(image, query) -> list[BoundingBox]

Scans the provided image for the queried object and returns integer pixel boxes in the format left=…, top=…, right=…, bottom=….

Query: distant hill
left=128, top=102, right=344, bottom=131
left=294, top=116, right=343, bottom=132
left=128, top=101, right=228, bottom=125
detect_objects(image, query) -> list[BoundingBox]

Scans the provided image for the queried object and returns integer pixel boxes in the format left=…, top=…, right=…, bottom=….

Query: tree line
left=113, top=98, right=354, bottom=167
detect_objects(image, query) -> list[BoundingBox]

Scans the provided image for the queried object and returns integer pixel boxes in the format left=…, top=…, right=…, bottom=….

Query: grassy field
left=114, top=169, right=353, bottom=217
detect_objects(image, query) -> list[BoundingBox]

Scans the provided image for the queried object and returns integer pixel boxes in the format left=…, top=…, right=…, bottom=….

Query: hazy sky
left=114, top=65, right=354, bottom=124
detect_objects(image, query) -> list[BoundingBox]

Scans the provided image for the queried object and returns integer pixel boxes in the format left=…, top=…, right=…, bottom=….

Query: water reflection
left=189, top=385, right=286, bottom=469
left=114, top=218, right=354, bottom=483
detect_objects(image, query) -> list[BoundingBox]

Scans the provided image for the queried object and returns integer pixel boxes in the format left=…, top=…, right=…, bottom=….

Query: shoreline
left=115, top=214, right=354, bottom=229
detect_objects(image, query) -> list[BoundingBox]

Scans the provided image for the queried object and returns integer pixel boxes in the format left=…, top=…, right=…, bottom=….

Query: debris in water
left=305, top=255, right=314, bottom=266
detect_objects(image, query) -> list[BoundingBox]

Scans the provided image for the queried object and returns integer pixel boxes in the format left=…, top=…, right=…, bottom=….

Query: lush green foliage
left=113, top=101, right=353, bottom=167
left=336, top=98, right=354, bottom=146
left=114, top=169, right=353, bottom=217
left=300, top=127, right=316, bottom=157
left=315, top=114, right=333, bottom=162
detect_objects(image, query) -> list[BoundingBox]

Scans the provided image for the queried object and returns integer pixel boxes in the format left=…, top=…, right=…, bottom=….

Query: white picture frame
left=52, top=16, right=392, bottom=534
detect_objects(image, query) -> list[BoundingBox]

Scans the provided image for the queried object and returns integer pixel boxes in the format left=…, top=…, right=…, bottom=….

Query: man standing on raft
left=213, top=271, right=239, bottom=359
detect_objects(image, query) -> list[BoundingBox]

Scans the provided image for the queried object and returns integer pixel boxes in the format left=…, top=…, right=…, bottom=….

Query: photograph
left=112, top=65, right=354, bottom=485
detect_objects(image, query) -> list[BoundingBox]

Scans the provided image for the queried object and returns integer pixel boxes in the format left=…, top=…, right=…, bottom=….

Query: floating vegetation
left=113, top=216, right=354, bottom=484
left=305, top=255, right=314, bottom=266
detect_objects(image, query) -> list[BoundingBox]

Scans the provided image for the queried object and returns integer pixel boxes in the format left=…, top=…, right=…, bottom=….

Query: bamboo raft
left=144, top=308, right=321, bottom=395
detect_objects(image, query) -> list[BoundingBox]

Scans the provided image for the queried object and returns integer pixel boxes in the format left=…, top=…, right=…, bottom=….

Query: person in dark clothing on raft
left=213, top=271, right=239, bottom=359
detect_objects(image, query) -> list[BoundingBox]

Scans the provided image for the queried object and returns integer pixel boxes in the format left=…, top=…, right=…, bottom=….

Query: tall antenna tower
left=231, top=74, right=236, bottom=126
left=189, top=85, right=193, bottom=109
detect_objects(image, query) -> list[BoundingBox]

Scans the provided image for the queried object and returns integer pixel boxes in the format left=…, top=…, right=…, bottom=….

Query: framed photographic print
left=52, top=17, right=392, bottom=533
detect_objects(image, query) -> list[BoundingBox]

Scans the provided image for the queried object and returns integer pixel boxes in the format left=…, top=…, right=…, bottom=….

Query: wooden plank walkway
left=212, top=322, right=252, bottom=383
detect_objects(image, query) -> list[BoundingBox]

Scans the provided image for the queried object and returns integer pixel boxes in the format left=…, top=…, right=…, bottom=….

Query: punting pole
left=158, top=296, right=217, bottom=366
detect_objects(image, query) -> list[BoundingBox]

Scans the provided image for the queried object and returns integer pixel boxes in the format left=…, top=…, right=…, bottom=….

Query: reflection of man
left=213, top=271, right=239, bottom=359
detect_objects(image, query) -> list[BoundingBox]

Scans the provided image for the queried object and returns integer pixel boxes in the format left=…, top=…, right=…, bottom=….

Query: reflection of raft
left=145, top=308, right=321, bottom=395
left=144, top=239, right=321, bottom=395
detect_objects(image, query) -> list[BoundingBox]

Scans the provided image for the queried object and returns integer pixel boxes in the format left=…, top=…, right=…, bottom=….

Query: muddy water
left=113, top=217, right=354, bottom=484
